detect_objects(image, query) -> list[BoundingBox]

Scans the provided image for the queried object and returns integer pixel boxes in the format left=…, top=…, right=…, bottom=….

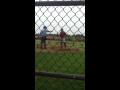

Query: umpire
left=40, top=26, right=53, bottom=49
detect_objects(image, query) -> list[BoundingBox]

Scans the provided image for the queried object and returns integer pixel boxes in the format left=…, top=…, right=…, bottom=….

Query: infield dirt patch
left=35, top=45, right=83, bottom=52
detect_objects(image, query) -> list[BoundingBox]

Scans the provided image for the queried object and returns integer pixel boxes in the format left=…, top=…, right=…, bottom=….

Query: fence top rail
left=35, top=1, right=85, bottom=6
left=35, top=71, right=85, bottom=80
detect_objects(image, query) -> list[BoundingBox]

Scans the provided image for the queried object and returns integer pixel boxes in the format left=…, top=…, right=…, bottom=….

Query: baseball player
left=59, top=28, right=66, bottom=49
left=39, top=26, right=53, bottom=49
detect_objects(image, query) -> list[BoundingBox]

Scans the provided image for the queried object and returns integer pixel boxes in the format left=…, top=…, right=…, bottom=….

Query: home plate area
left=35, top=45, right=82, bottom=52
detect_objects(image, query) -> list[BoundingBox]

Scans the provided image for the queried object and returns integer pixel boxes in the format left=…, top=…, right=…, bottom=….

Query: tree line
left=35, top=33, right=84, bottom=37
left=35, top=33, right=85, bottom=41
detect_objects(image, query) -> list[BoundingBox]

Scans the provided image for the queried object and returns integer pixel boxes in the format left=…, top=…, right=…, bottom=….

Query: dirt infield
left=35, top=45, right=83, bottom=52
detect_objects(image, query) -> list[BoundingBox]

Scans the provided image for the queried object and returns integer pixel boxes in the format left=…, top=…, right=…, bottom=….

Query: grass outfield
left=35, top=76, right=85, bottom=90
left=35, top=40, right=85, bottom=48
left=35, top=51, right=85, bottom=90
left=35, top=51, right=85, bottom=74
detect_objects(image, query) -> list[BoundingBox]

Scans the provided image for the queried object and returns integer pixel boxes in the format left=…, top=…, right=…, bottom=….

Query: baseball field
left=35, top=39, right=85, bottom=90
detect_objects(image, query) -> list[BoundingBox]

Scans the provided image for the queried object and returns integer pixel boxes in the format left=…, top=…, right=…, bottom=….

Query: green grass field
left=35, top=51, right=85, bottom=74
left=35, top=40, right=85, bottom=90
left=35, top=76, right=85, bottom=90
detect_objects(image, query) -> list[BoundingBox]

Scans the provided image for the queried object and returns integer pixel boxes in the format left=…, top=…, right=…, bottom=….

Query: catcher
left=59, top=28, right=66, bottom=49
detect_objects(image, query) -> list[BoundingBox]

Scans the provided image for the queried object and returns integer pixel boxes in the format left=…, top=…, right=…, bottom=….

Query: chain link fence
left=35, top=0, right=85, bottom=90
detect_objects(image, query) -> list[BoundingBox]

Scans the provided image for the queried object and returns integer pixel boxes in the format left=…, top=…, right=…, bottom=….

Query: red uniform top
left=59, top=31, right=66, bottom=38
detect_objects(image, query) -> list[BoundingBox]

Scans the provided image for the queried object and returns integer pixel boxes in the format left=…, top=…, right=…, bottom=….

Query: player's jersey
left=59, top=31, right=66, bottom=38
left=40, top=29, right=48, bottom=37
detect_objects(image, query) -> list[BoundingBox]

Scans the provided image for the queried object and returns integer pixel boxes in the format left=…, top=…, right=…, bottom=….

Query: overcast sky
left=35, top=0, right=85, bottom=35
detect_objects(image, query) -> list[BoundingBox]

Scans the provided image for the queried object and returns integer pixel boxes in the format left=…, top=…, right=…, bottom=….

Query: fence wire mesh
left=35, top=1, right=85, bottom=90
